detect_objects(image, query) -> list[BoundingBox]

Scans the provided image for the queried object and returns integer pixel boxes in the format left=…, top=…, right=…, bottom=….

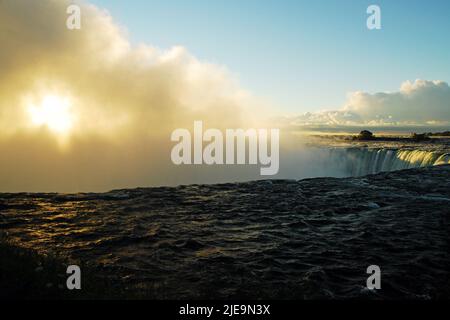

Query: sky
left=89, top=0, right=450, bottom=113
left=1, top=0, right=450, bottom=192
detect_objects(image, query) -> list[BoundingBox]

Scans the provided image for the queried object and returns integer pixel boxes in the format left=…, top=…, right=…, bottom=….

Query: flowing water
left=325, top=147, right=450, bottom=177
left=1, top=164, right=450, bottom=299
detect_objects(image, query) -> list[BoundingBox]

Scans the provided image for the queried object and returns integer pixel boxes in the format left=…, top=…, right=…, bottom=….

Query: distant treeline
left=352, top=130, right=450, bottom=142
left=425, top=131, right=450, bottom=137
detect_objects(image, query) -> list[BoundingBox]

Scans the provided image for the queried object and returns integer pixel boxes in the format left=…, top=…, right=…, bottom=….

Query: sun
left=28, top=95, right=74, bottom=134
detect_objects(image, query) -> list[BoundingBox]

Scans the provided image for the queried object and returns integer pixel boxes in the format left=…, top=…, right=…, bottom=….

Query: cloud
left=0, top=0, right=267, bottom=192
left=286, top=80, right=450, bottom=127
left=0, top=0, right=262, bottom=134
left=1, top=1, right=448, bottom=192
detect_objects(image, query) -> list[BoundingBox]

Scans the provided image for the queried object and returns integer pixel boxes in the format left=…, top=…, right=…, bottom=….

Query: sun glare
left=28, top=95, right=73, bottom=134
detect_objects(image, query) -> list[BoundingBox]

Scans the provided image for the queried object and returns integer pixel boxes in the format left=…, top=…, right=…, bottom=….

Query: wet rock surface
left=1, top=165, right=450, bottom=299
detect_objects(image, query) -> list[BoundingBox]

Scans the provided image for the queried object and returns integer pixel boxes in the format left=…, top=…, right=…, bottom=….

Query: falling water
left=328, top=148, right=450, bottom=177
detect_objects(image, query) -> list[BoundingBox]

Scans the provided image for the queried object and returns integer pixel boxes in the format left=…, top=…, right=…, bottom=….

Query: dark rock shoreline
left=1, top=165, right=450, bottom=299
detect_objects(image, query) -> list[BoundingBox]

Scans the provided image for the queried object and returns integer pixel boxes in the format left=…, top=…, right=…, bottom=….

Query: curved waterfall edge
left=327, top=147, right=450, bottom=177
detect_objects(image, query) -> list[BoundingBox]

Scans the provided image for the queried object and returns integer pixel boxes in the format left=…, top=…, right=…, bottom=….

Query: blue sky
left=89, top=0, right=450, bottom=114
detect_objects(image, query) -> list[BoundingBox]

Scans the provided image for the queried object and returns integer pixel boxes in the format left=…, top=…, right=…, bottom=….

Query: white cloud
left=0, top=0, right=266, bottom=192
left=287, top=80, right=450, bottom=127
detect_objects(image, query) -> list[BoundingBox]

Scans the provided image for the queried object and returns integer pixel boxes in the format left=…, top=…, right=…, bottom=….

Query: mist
left=0, top=0, right=274, bottom=192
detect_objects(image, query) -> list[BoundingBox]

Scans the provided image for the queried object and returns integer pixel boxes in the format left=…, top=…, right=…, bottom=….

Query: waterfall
left=327, top=147, right=450, bottom=177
